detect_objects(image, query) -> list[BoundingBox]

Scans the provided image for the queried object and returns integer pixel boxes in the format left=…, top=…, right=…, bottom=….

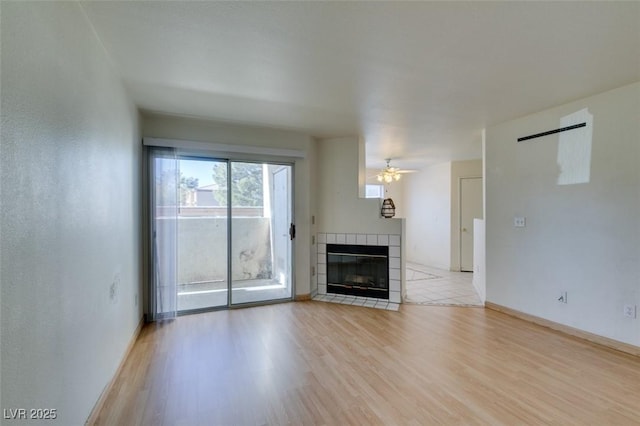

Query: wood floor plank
left=90, top=302, right=640, bottom=425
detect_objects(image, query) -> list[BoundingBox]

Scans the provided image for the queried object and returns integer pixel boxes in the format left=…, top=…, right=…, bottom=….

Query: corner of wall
left=357, top=136, right=367, bottom=199
left=316, top=136, right=403, bottom=235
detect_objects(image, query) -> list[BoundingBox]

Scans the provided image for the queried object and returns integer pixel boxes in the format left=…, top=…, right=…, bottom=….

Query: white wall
left=316, top=137, right=404, bottom=235
left=1, top=2, right=142, bottom=424
left=473, top=219, right=486, bottom=303
left=486, top=82, right=640, bottom=347
left=402, top=159, right=482, bottom=270
left=309, top=139, right=319, bottom=296
left=142, top=113, right=316, bottom=297
left=403, top=162, right=452, bottom=269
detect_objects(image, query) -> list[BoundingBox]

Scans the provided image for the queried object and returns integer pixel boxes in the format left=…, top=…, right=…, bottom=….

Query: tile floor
left=312, top=293, right=400, bottom=311
left=404, top=262, right=483, bottom=307
left=312, top=262, right=482, bottom=310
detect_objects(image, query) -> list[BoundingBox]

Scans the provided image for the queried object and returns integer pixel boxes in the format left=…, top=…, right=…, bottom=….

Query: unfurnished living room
left=1, top=1, right=639, bottom=425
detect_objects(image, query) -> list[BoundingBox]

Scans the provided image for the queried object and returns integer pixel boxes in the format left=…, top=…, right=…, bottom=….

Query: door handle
left=289, top=223, right=296, bottom=240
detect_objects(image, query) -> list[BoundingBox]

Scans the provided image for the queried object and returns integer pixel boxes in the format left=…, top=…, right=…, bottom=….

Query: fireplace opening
left=326, top=244, right=389, bottom=299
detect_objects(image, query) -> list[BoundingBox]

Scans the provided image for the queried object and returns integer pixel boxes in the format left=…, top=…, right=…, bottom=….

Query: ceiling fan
left=374, top=159, right=416, bottom=183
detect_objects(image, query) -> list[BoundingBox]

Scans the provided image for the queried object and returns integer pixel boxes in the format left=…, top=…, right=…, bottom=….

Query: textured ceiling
left=80, top=1, right=640, bottom=170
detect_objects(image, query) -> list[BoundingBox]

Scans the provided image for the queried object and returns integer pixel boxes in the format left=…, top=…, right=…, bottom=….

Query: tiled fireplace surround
left=316, top=232, right=402, bottom=306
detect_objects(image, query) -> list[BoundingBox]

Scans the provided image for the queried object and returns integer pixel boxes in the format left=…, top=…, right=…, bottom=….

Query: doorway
left=149, top=151, right=294, bottom=318
left=459, top=177, right=483, bottom=272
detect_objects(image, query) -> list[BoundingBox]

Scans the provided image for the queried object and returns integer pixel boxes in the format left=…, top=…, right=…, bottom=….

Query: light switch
left=514, top=216, right=526, bottom=228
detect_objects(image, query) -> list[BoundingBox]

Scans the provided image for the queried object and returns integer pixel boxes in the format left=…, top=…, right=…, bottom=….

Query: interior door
left=460, top=177, right=483, bottom=272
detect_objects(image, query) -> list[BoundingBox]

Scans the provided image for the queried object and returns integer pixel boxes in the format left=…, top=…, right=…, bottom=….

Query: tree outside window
left=211, top=162, right=263, bottom=207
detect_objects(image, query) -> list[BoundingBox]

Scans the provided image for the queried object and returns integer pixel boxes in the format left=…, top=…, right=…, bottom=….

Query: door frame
left=146, top=147, right=296, bottom=318
left=228, top=160, right=295, bottom=308
left=269, top=165, right=291, bottom=288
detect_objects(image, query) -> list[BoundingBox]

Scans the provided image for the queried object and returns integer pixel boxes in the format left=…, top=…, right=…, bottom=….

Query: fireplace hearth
left=327, top=244, right=389, bottom=299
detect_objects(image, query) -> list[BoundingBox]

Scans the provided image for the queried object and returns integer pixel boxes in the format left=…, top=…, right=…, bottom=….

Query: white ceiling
left=80, top=1, right=640, bottom=170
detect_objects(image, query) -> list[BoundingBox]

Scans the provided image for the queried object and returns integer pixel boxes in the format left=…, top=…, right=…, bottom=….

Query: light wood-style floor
left=92, top=302, right=640, bottom=425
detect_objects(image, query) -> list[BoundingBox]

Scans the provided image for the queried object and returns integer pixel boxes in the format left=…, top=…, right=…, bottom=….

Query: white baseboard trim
left=485, top=302, right=640, bottom=357
left=85, top=317, right=145, bottom=425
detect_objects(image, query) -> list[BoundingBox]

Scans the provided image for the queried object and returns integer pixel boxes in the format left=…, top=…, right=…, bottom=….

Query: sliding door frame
left=228, top=160, right=295, bottom=309
left=146, top=147, right=180, bottom=321
left=145, top=145, right=296, bottom=319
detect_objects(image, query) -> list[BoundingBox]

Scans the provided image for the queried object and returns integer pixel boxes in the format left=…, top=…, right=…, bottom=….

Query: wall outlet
left=558, top=291, right=568, bottom=304
left=311, top=266, right=316, bottom=276
left=135, top=293, right=138, bottom=307
left=623, top=304, right=636, bottom=318
left=514, top=216, right=526, bottom=228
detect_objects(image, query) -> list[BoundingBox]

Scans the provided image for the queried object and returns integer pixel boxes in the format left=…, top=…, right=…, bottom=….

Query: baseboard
left=295, top=293, right=312, bottom=301
left=485, top=302, right=640, bottom=357
left=85, top=317, right=145, bottom=425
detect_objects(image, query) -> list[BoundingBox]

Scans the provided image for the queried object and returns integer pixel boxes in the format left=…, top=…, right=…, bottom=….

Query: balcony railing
left=155, top=206, right=265, bottom=218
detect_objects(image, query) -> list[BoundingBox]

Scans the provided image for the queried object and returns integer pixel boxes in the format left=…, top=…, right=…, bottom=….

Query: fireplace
left=316, top=232, right=402, bottom=304
left=326, top=244, right=389, bottom=299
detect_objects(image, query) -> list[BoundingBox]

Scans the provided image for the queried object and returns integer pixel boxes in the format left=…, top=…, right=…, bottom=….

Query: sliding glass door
left=149, top=150, right=293, bottom=317
left=174, top=157, right=229, bottom=311
left=151, top=151, right=179, bottom=319
left=231, top=163, right=292, bottom=305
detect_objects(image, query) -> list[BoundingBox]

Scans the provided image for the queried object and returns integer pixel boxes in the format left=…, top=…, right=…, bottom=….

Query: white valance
left=143, top=137, right=306, bottom=159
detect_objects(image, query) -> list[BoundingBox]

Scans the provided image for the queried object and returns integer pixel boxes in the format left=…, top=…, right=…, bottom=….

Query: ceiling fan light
left=376, top=160, right=402, bottom=184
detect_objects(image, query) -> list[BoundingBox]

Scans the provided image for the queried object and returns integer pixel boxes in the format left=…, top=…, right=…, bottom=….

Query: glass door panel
left=230, top=162, right=293, bottom=305
left=175, top=158, right=228, bottom=312
left=151, top=153, right=179, bottom=320
left=150, top=152, right=293, bottom=315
